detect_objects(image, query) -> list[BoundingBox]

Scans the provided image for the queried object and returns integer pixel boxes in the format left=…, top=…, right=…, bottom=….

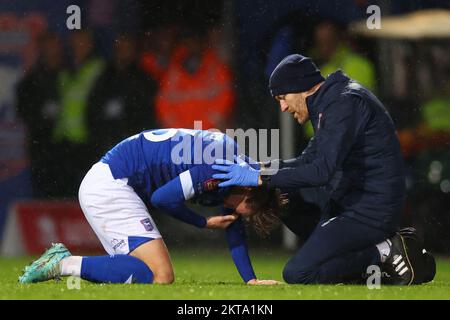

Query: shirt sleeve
left=150, top=164, right=222, bottom=228
left=223, top=207, right=257, bottom=283
left=267, top=97, right=365, bottom=188
left=150, top=174, right=207, bottom=228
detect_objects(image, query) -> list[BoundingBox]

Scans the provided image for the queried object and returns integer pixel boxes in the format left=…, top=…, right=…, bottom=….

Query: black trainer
left=382, top=233, right=416, bottom=285
left=398, top=227, right=436, bottom=284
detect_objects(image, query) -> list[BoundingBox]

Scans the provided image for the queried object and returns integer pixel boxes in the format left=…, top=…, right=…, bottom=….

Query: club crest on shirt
left=140, top=218, right=154, bottom=231
left=203, top=179, right=220, bottom=191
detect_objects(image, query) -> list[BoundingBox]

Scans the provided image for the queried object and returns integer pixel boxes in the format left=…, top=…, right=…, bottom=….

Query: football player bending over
left=19, top=129, right=284, bottom=285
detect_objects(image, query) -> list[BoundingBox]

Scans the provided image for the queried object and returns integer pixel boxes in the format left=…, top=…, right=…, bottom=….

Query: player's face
left=223, top=189, right=255, bottom=218
left=276, top=93, right=309, bottom=124
left=234, top=195, right=254, bottom=217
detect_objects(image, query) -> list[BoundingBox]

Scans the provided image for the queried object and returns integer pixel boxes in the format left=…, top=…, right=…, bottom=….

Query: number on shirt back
left=143, top=129, right=198, bottom=143
left=143, top=129, right=178, bottom=142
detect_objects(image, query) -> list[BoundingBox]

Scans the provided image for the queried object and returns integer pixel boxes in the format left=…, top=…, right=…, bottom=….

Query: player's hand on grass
left=246, top=279, right=284, bottom=285
left=206, top=215, right=237, bottom=229
left=212, top=156, right=260, bottom=187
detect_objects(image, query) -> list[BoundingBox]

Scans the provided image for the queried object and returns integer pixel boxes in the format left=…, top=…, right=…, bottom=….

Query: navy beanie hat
left=269, top=54, right=325, bottom=97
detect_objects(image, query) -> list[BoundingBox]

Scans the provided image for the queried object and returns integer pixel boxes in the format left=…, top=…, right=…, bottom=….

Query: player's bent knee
left=129, top=238, right=174, bottom=284
left=136, top=258, right=175, bottom=284
left=133, top=257, right=174, bottom=284
left=153, top=270, right=175, bottom=284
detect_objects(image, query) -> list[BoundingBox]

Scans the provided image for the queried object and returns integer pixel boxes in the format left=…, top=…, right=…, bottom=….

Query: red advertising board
left=2, top=200, right=103, bottom=255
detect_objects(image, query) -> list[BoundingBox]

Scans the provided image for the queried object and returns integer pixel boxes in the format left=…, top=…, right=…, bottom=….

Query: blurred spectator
left=52, top=30, right=104, bottom=197
left=155, top=27, right=235, bottom=130
left=16, top=32, right=63, bottom=198
left=397, top=74, right=450, bottom=158
left=312, top=21, right=376, bottom=91
left=265, top=26, right=295, bottom=79
left=87, top=33, right=158, bottom=158
left=397, top=73, right=450, bottom=251
left=140, top=25, right=178, bottom=83
left=302, top=20, right=377, bottom=138
left=208, top=25, right=233, bottom=66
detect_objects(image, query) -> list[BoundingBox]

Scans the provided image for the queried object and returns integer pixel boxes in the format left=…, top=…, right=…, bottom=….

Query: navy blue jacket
left=266, top=71, right=406, bottom=231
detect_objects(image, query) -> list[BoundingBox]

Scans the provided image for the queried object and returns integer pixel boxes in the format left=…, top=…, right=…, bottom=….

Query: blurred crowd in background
left=16, top=26, right=236, bottom=198
left=1, top=0, right=449, bottom=252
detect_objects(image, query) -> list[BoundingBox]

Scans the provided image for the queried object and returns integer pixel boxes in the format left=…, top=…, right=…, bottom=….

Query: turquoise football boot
left=18, top=243, right=71, bottom=284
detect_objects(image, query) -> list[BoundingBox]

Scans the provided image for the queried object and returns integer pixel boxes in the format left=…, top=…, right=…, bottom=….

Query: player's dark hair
left=245, top=186, right=287, bottom=238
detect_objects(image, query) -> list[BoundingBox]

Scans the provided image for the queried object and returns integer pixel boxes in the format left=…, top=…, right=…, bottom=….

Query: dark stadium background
left=0, top=0, right=449, bottom=257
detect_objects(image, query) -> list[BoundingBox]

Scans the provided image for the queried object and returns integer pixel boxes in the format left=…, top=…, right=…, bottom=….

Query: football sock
left=80, top=255, right=154, bottom=284
left=376, top=239, right=392, bottom=263
left=60, top=256, right=83, bottom=277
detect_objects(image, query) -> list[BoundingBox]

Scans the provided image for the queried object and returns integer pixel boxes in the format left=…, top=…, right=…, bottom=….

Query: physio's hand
left=247, top=279, right=284, bottom=285
left=212, top=157, right=260, bottom=187
left=206, top=215, right=237, bottom=229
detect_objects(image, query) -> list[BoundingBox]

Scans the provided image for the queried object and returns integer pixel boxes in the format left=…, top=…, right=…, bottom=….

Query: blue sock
left=81, top=255, right=153, bottom=284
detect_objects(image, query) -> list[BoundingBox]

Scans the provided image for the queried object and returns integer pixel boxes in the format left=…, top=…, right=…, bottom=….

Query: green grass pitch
left=1, top=250, right=450, bottom=300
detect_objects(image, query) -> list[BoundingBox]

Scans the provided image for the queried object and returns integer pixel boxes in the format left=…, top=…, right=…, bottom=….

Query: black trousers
left=281, top=187, right=395, bottom=284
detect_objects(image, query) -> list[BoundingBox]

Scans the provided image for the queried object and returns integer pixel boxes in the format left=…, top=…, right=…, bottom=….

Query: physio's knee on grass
left=283, top=261, right=350, bottom=285
left=282, top=262, right=316, bottom=284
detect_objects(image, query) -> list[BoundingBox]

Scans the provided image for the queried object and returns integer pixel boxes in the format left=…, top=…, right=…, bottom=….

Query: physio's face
left=276, top=93, right=309, bottom=124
